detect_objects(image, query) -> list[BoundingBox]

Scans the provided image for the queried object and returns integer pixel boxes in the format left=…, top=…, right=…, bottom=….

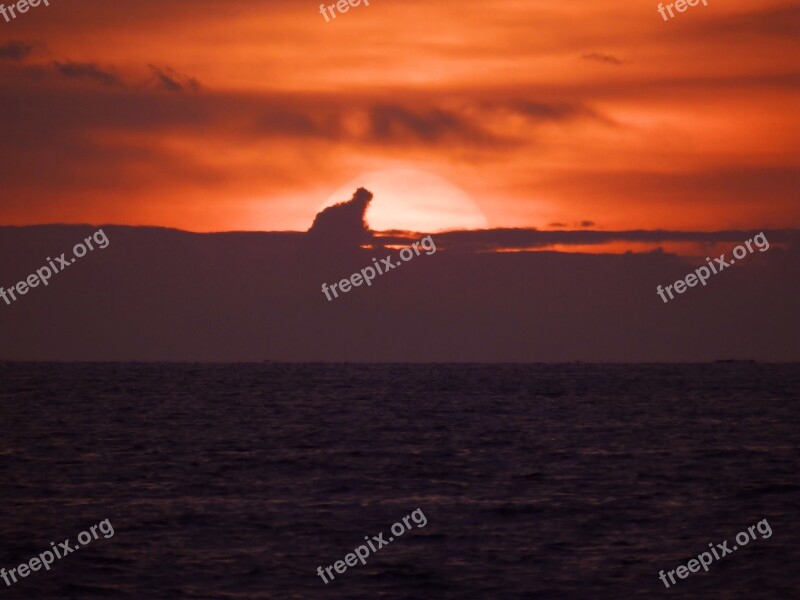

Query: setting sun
left=322, top=169, right=489, bottom=232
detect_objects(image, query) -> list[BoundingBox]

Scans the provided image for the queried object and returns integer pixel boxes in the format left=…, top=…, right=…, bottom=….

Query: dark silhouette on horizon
left=0, top=190, right=798, bottom=362
left=305, top=187, right=376, bottom=256
left=308, top=188, right=372, bottom=237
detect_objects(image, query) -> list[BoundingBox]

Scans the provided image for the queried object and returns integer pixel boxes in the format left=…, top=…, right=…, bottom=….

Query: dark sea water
left=1, top=363, right=798, bottom=599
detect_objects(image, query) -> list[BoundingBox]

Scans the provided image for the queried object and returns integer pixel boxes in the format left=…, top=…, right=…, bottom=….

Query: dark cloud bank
left=0, top=190, right=797, bottom=362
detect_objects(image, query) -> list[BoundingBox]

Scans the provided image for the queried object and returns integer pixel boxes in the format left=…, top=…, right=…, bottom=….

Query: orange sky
left=0, top=0, right=797, bottom=232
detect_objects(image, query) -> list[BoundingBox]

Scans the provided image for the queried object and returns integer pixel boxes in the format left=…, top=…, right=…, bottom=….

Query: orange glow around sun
left=0, top=0, right=796, bottom=235
left=323, top=170, right=489, bottom=232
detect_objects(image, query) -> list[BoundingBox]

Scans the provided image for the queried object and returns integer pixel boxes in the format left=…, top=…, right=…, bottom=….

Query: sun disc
left=323, top=169, right=488, bottom=232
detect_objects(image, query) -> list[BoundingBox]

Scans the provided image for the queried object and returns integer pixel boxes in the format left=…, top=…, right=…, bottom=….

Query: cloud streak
left=582, top=52, right=622, bottom=66
left=0, top=40, right=38, bottom=62
left=147, top=65, right=201, bottom=93
left=52, top=61, right=121, bottom=86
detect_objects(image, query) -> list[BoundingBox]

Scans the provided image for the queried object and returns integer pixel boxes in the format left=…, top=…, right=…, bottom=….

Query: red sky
left=0, top=0, right=797, bottom=233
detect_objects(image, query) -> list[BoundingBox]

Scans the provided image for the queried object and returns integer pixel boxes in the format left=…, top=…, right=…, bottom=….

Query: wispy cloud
left=582, top=52, right=623, bottom=66
left=376, top=228, right=800, bottom=254
left=147, top=65, right=200, bottom=93
left=52, top=61, right=121, bottom=86
left=0, top=40, right=39, bottom=62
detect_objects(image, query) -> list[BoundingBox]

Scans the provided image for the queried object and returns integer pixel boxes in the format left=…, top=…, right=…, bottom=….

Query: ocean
left=1, top=363, right=798, bottom=599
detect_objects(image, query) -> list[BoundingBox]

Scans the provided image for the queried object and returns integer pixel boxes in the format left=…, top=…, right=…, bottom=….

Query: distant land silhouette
left=0, top=190, right=798, bottom=362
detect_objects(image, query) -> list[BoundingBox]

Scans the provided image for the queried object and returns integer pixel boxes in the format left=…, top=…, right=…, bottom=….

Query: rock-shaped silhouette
left=307, top=187, right=374, bottom=251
